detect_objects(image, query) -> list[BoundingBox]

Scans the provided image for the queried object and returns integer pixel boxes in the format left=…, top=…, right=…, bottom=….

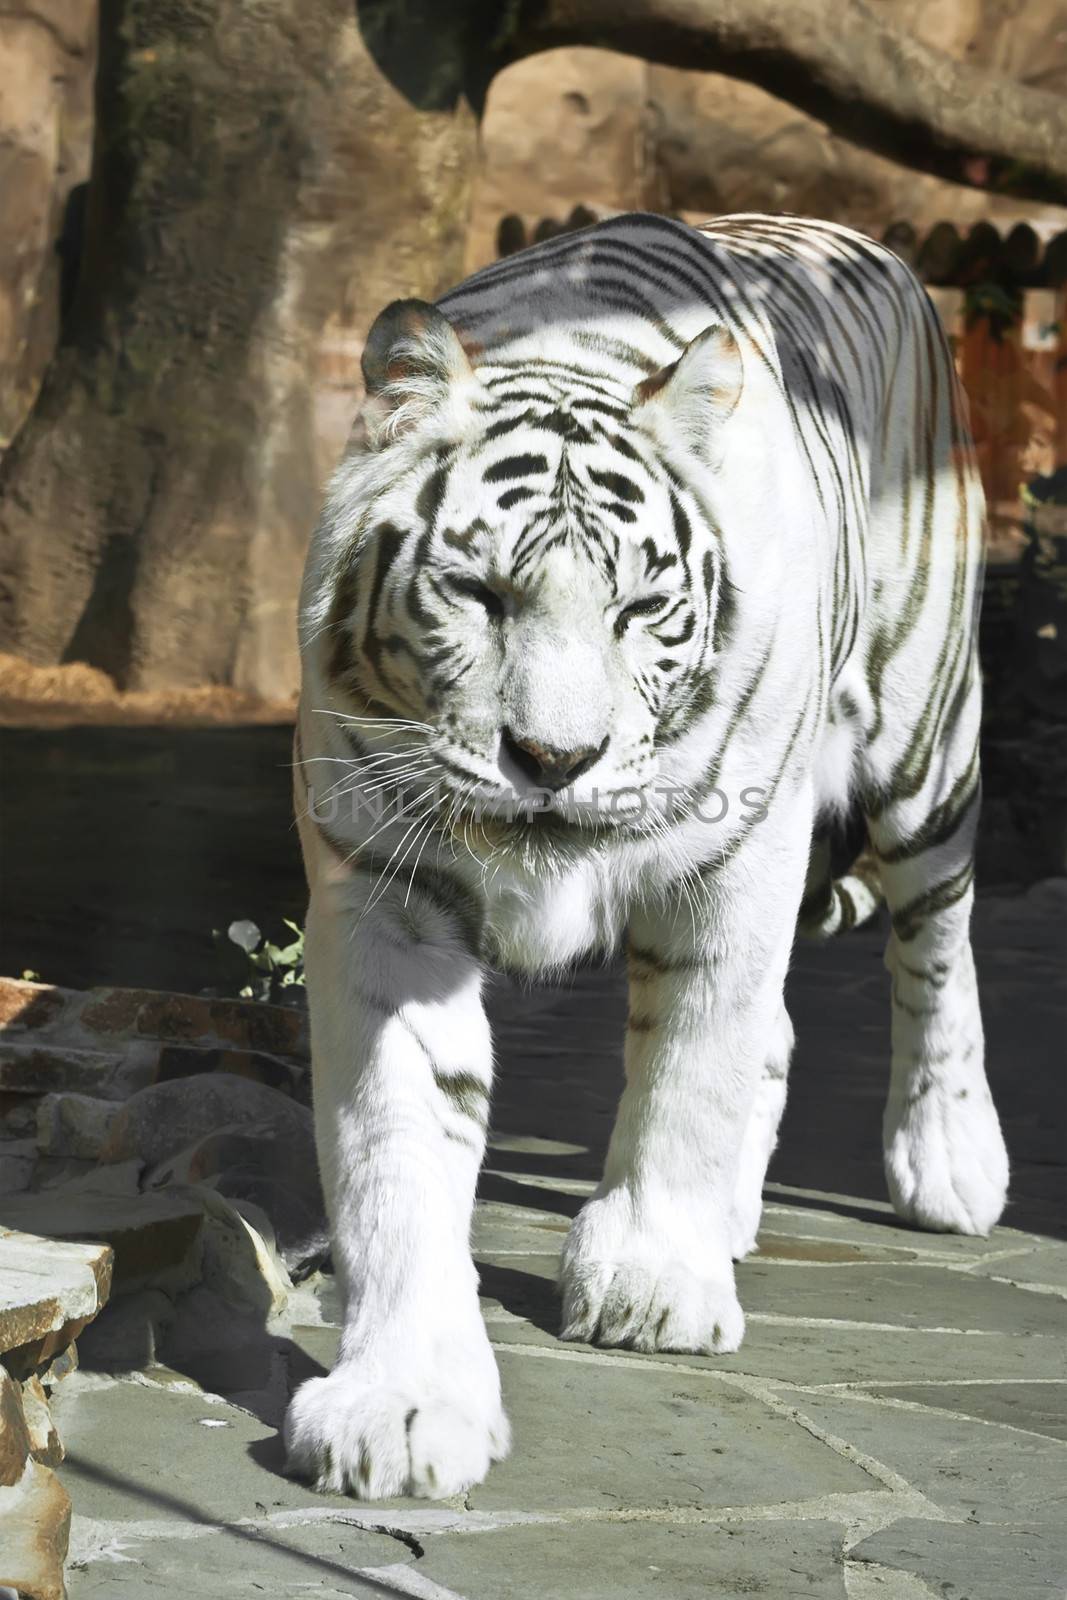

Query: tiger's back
left=436, top=210, right=983, bottom=804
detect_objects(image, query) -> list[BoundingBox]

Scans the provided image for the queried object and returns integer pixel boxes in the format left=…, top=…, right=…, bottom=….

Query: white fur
left=283, top=819, right=510, bottom=1497
left=730, top=1005, right=794, bottom=1258
left=287, top=214, right=1009, bottom=1502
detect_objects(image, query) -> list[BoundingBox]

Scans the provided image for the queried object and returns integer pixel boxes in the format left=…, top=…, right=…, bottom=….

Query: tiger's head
left=301, top=299, right=744, bottom=842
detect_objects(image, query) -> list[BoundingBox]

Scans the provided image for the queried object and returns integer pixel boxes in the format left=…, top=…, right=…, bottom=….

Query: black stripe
left=890, top=862, right=974, bottom=942
left=497, top=486, right=538, bottom=511
left=432, top=1068, right=490, bottom=1124
left=588, top=467, right=645, bottom=504
left=483, top=453, right=549, bottom=484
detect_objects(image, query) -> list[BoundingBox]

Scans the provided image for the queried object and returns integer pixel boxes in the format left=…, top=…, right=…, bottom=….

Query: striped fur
left=285, top=214, right=1009, bottom=1500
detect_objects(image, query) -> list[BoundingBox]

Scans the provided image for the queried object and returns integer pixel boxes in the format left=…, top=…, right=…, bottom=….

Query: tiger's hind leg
left=866, top=669, right=1008, bottom=1235
left=727, top=827, right=885, bottom=1259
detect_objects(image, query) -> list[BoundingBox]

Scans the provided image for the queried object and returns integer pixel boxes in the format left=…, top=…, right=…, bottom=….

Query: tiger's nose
left=502, top=729, right=609, bottom=792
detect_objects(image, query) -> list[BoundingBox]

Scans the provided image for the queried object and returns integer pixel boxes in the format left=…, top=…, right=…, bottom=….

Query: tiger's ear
left=632, top=325, right=743, bottom=459
left=350, top=299, right=476, bottom=452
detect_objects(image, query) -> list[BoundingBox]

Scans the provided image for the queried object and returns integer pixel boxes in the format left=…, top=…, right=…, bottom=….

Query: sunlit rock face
left=0, top=0, right=96, bottom=451
left=4, top=0, right=1065, bottom=468
left=467, top=2, right=1067, bottom=273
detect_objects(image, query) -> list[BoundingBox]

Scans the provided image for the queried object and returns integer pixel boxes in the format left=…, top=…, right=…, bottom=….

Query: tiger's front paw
left=559, top=1192, right=744, bottom=1355
left=284, top=1334, right=510, bottom=1500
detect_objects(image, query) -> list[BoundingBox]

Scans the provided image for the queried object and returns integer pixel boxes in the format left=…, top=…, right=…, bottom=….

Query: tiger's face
left=307, top=300, right=743, bottom=839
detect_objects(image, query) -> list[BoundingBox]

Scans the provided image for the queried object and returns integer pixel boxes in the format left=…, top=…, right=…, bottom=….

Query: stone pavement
left=50, top=1180, right=1067, bottom=1599
left=2, top=881, right=1063, bottom=1598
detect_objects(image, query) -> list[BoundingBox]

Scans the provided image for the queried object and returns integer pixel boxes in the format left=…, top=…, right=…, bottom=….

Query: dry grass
left=0, top=654, right=297, bottom=728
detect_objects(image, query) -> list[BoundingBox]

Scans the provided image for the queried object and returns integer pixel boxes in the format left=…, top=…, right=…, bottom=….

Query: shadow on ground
left=2, top=721, right=1064, bottom=1244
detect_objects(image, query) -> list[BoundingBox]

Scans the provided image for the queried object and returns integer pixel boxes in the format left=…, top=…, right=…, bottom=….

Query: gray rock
left=146, top=1122, right=327, bottom=1280
left=0, top=1102, right=37, bottom=1139
left=101, top=1074, right=313, bottom=1169
left=0, top=1228, right=111, bottom=1366
left=20, top=1376, right=63, bottom=1468
left=40, top=1159, right=143, bottom=1198
left=0, top=1369, right=31, bottom=1485
left=32, top=1156, right=96, bottom=1191
left=159, top=1284, right=280, bottom=1403
left=0, top=1186, right=203, bottom=1294
left=194, top=1187, right=291, bottom=1318
left=0, top=1457, right=71, bottom=1600
left=36, top=1093, right=119, bottom=1160
left=0, top=1140, right=35, bottom=1195
left=76, top=1288, right=176, bottom=1374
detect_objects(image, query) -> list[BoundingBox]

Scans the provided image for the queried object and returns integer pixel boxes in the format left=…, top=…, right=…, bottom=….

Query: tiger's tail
left=798, top=840, right=884, bottom=939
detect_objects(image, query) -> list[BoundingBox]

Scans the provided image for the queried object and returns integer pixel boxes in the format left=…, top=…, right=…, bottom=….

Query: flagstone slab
left=471, top=1198, right=572, bottom=1257
left=65, top=1521, right=413, bottom=1599
left=748, top=1233, right=923, bottom=1265
left=471, top=1227, right=1067, bottom=1337
left=51, top=1374, right=364, bottom=1528
left=476, top=1253, right=561, bottom=1338
left=776, top=1388, right=1067, bottom=1524
left=467, top=1346, right=875, bottom=1514
left=967, top=1243, right=1067, bottom=1293
left=471, top=1250, right=1067, bottom=1390
left=470, top=1202, right=939, bottom=1268
left=284, top=1327, right=877, bottom=1519
left=483, top=1299, right=1067, bottom=1387
left=728, top=1321, right=1067, bottom=1389
left=863, top=1380, right=1067, bottom=1442
left=420, top=1516, right=850, bottom=1600
left=734, top=1261, right=1067, bottom=1336
left=849, top=1517, right=1067, bottom=1600
left=758, top=1197, right=1043, bottom=1262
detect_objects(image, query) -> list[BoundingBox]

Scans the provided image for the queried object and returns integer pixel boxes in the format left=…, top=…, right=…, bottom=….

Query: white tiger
left=284, top=213, right=1010, bottom=1500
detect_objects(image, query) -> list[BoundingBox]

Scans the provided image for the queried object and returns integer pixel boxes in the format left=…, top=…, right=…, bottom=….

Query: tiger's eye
left=615, top=595, right=666, bottom=636
left=450, top=577, right=505, bottom=618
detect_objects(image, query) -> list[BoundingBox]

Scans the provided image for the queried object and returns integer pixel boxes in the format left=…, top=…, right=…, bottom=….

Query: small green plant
left=1021, top=469, right=1067, bottom=511
left=962, top=280, right=1022, bottom=337
left=217, top=918, right=305, bottom=1003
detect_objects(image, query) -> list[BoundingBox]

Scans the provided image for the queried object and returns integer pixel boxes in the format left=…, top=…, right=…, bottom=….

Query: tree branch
left=509, top=0, right=1067, bottom=205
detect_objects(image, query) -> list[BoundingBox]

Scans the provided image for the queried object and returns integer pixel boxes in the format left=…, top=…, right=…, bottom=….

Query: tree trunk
left=0, top=0, right=479, bottom=693
left=511, top=0, right=1067, bottom=205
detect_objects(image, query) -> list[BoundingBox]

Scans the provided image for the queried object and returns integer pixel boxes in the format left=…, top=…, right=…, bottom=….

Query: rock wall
left=0, top=0, right=95, bottom=451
